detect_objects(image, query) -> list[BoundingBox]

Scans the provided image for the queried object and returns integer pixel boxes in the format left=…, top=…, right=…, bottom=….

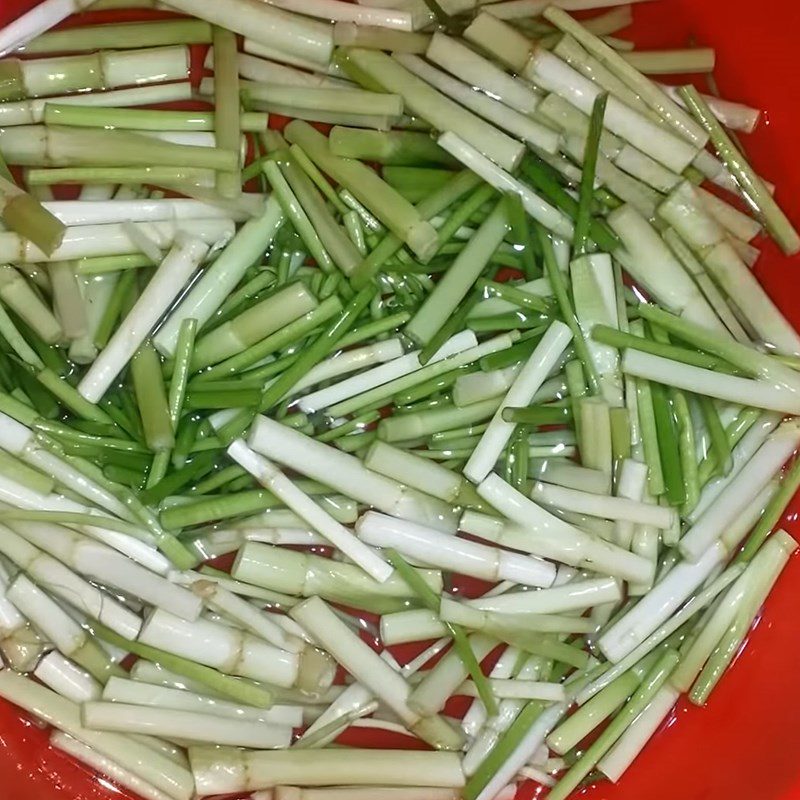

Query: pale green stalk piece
left=131, top=342, right=174, bottom=453
left=0, top=265, right=63, bottom=344
left=213, top=27, right=242, bottom=198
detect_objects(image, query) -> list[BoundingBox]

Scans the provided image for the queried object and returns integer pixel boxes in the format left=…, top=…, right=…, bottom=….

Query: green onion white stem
left=606, top=206, right=726, bottom=333
left=0, top=0, right=96, bottom=57
left=524, top=48, right=697, bottom=173
left=548, top=650, right=679, bottom=800
left=290, top=595, right=461, bottom=749
left=380, top=608, right=448, bottom=645
left=0, top=218, right=230, bottom=263
left=659, top=83, right=761, bottom=134
left=83, top=701, right=292, bottom=748
left=0, top=560, right=26, bottom=638
left=334, top=333, right=515, bottom=419
left=426, top=32, right=542, bottom=115
left=460, top=644, right=520, bottom=738
left=285, top=120, right=438, bottom=259
left=232, top=541, right=442, bottom=613
left=204, top=53, right=349, bottom=90
left=408, top=632, right=496, bottom=718
left=5, top=573, right=119, bottom=680
left=241, top=39, right=345, bottom=78
left=462, top=656, right=546, bottom=775
left=1, top=527, right=141, bottom=638
left=531, top=480, right=676, bottom=528
left=228, top=440, right=392, bottom=582
left=543, top=6, right=706, bottom=146
left=441, top=599, right=594, bottom=636
left=189, top=746, right=465, bottom=795
left=137, top=607, right=309, bottom=689
left=473, top=700, right=568, bottom=800
left=268, top=0, right=415, bottom=28
left=102, top=676, right=301, bottom=726
left=44, top=197, right=242, bottom=225
left=623, top=350, right=800, bottom=415
left=471, top=477, right=654, bottom=583
left=483, top=0, right=649, bottom=20
left=77, top=236, right=208, bottom=402
left=462, top=576, right=622, bottom=615
left=552, top=34, right=646, bottom=113
left=192, top=282, right=318, bottom=370
left=50, top=732, right=173, bottom=800
left=547, top=665, right=646, bottom=755
left=0, top=174, right=66, bottom=255
left=689, top=530, right=796, bottom=704
left=247, top=85, right=404, bottom=121
left=572, top=253, right=623, bottom=405
left=294, top=679, right=374, bottom=747
left=658, top=181, right=800, bottom=352
left=0, top=414, right=132, bottom=519
left=161, top=0, right=333, bottom=66
left=6, top=515, right=200, bottom=619
left=285, top=339, right=404, bottom=397
left=25, top=167, right=216, bottom=190
left=48, top=262, right=86, bottom=341
left=334, top=21, right=430, bottom=52
left=1, top=45, right=188, bottom=100
left=532, top=458, right=612, bottom=495
left=462, top=12, right=535, bottom=72
left=365, top=440, right=474, bottom=504
left=464, top=322, right=573, bottom=482
left=331, top=126, right=453, bottom=168
left=0, top=125, right=236, bottom=170
left=357, top=511, right=554, bottom=586
left=578, top=563, right=746, bottom=705
left=262, top=789, right=460, bottom=800
left=0, top=264, right=63, bottom=342
left=298, top=331, right=474, bottom=413
left=438, top=132, right=574, bottom=238
left=598, top=540, right=728, bottom=662
left=35, top=652, right=101, bottom=703
left=0, top=669, right=194, bottom=798
left=179, top=576, right=305, bottom=652
left=25, top=17, right=210, bottom=53
left=622, top=48, right=715, bottom=74
left=678, top=420, right=798, bottom=561
left=690, top=411, right=779, bottom=520
left=246, top=413, right=462, bottom=526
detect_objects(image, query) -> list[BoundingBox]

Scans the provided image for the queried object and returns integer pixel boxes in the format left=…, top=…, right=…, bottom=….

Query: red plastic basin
left=1, top=1, right=799, bottom=799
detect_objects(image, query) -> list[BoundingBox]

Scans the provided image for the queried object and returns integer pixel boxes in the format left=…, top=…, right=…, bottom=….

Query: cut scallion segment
left=679, top=85, right=800, bottom=255
left=341, top=48, right=525, bottom=172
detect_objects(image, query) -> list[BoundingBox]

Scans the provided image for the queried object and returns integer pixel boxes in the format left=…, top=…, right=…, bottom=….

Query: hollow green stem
left=698, top=395, right=732, bottom=479
left=131, top=342, right=174, bottom=453
left=504, top=191, right=539, bottom=279
left=650, top=381, right=684, bottom=505
left=502, top=405, right=573, bottom=425
left=592, top=324, right=739, bottom=374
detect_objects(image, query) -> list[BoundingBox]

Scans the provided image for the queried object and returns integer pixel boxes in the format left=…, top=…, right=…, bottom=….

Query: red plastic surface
left=2, top=1, right=800, bottom=799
